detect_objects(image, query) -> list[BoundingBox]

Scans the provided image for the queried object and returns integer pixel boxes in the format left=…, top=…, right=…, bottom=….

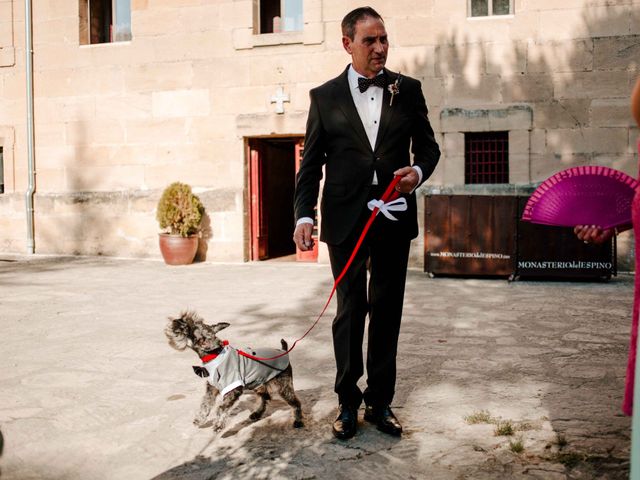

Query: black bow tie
left=358, top=75, right=387, bottom=93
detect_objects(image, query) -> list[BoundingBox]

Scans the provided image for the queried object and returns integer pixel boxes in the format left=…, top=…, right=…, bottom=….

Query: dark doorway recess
left=248, top=136, right=306, bottom=261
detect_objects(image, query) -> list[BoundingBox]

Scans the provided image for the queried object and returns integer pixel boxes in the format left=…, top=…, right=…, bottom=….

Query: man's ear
left=342, top=36, right=352, bottom=54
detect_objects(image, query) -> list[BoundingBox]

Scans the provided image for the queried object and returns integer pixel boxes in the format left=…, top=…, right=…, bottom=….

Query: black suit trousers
left=327, top=187, right=412, bottom=409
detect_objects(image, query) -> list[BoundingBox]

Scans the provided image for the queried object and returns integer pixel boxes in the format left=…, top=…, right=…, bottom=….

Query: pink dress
left=623, top=142, right=640, bottom=416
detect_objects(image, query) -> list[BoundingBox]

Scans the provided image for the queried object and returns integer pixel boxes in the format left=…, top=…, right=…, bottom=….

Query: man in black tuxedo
left=293, top=6, right=440, bottom=440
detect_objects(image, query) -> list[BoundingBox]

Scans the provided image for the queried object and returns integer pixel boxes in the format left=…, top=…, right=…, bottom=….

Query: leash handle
left=237, top=176, right=403, bottom=362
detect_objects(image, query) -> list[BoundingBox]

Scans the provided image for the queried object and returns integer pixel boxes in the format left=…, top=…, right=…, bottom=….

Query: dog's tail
left=280, top=339, right=288, bottom=351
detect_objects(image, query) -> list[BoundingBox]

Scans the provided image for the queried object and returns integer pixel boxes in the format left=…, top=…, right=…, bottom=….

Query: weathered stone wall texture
left=0, top=0, right=637, bottom=268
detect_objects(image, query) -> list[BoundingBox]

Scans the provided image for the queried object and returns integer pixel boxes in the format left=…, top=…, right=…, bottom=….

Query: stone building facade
left=0, top=0, right=638, bottom=268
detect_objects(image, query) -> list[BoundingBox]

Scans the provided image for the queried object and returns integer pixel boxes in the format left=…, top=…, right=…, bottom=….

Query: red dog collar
left=200, top=340, right=229, bottom=363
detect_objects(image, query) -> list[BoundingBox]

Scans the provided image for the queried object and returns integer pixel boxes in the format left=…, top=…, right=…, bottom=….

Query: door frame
left=245, top=135, right=306, bottom=261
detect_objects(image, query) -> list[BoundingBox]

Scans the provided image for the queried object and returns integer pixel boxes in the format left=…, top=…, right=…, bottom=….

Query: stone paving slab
left=0, top=256, right=633, bottom=479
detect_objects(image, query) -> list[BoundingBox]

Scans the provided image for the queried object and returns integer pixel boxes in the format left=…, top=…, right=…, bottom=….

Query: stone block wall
left=0, top=0, right=637, bottom=269
left=404, top=0, right=640, bottom=271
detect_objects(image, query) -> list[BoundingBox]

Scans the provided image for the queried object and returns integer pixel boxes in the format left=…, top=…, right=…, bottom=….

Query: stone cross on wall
left=270, top=86, right=290, bottom=114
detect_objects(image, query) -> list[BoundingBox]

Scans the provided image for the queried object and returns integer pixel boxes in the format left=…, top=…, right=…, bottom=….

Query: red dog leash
left=236, top=175, right=403, bottom=362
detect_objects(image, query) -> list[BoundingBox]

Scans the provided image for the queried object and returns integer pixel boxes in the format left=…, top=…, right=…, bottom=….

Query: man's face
left=342, top=16, right=388, bottom=79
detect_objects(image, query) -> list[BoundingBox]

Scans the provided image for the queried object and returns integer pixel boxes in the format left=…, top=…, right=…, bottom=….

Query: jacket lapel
left=333, top=67, right=373, bottom=152
left=374, top=68, right=399, bottom=152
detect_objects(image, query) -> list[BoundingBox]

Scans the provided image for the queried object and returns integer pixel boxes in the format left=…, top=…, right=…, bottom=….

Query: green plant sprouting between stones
left=494, top=420, right=515, bottom=436
left=509, top=436, right=524, bottom=453
left=464, top=410, right=497, bottom=425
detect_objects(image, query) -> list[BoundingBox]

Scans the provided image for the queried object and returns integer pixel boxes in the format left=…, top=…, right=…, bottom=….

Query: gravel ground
left=0, top=255, right=633, bottom=479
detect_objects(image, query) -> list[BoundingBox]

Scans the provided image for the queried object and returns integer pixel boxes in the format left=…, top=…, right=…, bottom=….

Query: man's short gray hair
left=341, top=7, right=384, bottom=40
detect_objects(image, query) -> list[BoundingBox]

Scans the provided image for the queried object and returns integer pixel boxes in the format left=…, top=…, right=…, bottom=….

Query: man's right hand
left=293, top=223, right=315, bottom=251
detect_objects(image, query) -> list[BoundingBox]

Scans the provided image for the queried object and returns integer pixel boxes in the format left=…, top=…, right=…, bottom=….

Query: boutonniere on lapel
left=388, top=72, right=402, bottom=106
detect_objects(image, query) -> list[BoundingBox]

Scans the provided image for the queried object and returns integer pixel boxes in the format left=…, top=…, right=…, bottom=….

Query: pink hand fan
left=521, top=165, right=639, bottom=229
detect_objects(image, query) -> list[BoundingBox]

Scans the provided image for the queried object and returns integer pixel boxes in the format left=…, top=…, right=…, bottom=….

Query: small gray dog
left=165, top=311, right=304, bottom=431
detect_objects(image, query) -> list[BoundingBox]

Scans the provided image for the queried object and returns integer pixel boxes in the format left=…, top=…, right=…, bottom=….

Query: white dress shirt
left=348, top=65, right=384, bottom=155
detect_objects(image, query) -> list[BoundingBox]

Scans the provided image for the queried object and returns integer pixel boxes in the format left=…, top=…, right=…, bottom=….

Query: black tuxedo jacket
left=294, top=66, right=440, bottom=246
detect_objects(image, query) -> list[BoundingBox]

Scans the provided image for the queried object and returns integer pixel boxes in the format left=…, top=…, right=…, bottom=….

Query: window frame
left=237, top=0, right=322, bottom=50
left=0, top=127, right=15, bottom=194
left=467, top=0, right=514, bottom=18
left=257, top=0, right=303, bottom=35
left=79, top=0, right=131, bottom=46
left=0, top=146, right=4, bottom=194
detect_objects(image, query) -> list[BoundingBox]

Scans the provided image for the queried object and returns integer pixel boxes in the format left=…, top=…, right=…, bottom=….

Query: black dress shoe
left=364, top=405, right=403, bottom=436
left=332, top=405, right=357, bottom=440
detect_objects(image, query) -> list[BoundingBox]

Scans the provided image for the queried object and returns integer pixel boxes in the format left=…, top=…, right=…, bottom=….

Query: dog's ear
left=212, top=322, right=230, bottom=334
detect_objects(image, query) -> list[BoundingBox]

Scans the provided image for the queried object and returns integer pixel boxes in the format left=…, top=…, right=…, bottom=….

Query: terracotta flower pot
left=158, top=233, right=199, bottom=265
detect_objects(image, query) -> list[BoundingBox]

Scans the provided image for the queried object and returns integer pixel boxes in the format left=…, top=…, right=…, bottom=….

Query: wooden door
left=249, top=144, right=268, bottom=260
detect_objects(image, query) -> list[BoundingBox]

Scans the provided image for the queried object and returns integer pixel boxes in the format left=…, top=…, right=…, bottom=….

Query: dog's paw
left=293, top=420, right=304, bottom=429
left=212, top=419, right=226, bottom=432
left=193, top=415, right=208, bottom=427
left=249, top=411, right=264, bottom=422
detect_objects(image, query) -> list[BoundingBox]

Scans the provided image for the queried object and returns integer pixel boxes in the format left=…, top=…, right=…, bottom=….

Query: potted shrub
left=156, top=182, right=205, bottom=265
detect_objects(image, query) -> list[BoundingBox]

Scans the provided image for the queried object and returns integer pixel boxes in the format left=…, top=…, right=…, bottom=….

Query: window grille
left=465, top=131, right=509, bottom=184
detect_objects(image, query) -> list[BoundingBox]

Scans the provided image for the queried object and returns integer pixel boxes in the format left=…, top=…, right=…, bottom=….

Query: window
left=469, top=0, right=513, bottom=17
left=0, top=147, right=3, bottom=194
left=79, top=0, right=131, bottom=45
left=259, top=0, right=303, bottom=34
left=465, top=132, right=509, bottom=184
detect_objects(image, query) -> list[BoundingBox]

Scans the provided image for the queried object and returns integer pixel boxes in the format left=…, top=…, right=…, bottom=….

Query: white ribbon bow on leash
left=367, top=197, right=408, bottom=221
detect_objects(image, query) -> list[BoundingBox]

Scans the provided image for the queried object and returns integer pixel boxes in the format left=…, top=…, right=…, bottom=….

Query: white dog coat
left=200, top=345, right=290, bottom=396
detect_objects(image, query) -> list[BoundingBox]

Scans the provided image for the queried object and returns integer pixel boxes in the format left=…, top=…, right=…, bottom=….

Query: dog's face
left=165, top=311, right=230, bottom=358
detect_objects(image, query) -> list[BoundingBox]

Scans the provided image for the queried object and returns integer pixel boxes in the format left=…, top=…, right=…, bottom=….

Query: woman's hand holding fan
left=522, top=165, right=639, bottom=243
left=573, top=225, right=616, bottom=244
